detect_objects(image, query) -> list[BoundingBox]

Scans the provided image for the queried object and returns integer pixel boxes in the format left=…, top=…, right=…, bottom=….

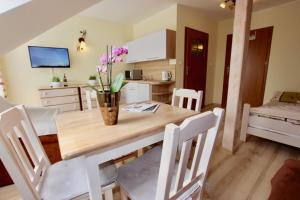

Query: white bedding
left=250, top=101, right=300, bottom=121
left=262, top=101, right=300, bottom=113
left=248, top=101, right=300, bottom=137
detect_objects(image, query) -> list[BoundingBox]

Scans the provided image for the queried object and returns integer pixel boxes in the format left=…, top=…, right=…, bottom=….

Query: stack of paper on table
left=123, top=102, right=160, bottom=113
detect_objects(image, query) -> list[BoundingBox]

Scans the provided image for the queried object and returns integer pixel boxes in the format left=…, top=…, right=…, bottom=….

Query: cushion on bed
left=270, top=91, right=283, bottom=102
left=269, top=159, right=300, bottom=200
left=279, top=92, right=300, bottom=104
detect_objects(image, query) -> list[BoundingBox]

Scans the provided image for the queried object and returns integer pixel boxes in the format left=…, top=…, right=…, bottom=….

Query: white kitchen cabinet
left=121, top=83, right=151, bottom=104
left=126, top=29, right=176, bottom=63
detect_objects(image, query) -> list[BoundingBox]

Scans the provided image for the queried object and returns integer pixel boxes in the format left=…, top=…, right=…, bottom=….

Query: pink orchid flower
left=122, top=46, right=128, bottom=54
left=100, top=54, right=108, bottom=65
left=97, top=65, right=107, bottom=73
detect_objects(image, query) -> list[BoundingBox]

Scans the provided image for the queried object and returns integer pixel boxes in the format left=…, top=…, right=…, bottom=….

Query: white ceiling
left=80, top=0, right=297, bottom=24
left=0, top=0, right=31, bottom=14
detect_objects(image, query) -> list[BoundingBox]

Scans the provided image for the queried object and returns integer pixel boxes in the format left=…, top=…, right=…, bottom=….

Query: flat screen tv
left=28, top=46, right=70, bottom=68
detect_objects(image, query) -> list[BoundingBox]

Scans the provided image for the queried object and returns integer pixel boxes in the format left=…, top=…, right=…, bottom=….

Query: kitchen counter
left=124, top=80, right=175, bottom=85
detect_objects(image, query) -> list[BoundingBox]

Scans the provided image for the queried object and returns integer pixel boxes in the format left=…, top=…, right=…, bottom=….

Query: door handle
left=226, top=66, right=230, bottom=74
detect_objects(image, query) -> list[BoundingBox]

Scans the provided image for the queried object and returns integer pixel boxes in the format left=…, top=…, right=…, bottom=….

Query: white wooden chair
left=171, top=88, right=203, bottom=112
left=0, top=105, right=117, bottom=200
left=85, top=89, right=99, bottom=110
left=117, top=108, right=224, bottom=200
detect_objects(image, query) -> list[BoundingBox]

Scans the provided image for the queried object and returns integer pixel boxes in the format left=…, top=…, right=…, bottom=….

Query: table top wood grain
left=55, top=102, right=198, bottom=160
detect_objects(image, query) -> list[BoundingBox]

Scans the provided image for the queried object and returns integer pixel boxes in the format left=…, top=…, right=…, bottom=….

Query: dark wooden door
left=184, top=27, right=209, bottom=107
left=221, top=26, right=273, bottom=108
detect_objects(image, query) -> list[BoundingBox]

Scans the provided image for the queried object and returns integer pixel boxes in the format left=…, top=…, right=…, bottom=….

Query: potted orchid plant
left=90, top=45, right=128, bottom=125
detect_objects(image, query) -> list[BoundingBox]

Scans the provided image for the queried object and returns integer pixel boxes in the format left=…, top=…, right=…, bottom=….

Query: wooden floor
left=1, top=135, right=299, bottom=200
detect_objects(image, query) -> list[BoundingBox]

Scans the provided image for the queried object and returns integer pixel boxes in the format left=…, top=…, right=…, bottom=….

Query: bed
left=240, top=92, right=300, bottom=148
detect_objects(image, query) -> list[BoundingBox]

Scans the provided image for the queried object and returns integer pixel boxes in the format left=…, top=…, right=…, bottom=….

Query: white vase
left=50, top=82, right=62, bottom=88
left=88, top=80, right=97, bottom=86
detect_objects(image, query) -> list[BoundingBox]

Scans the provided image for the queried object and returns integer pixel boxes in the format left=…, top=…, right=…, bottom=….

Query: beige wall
left=176, top=5, right=218, bottom=105
left=132, top=4, right=177, bottom=38
left=0, top=57, right=3, bottom=71
left=213, top=0, right=300, bottom=104
left=2, top=16, right=132, bottom=105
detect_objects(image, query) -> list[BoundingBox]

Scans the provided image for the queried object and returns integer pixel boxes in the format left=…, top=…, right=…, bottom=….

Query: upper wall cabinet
left=126, top=29, right=176, bottom=63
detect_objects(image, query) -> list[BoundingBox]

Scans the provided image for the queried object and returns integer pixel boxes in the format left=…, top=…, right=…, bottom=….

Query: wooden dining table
left=55, top=101, right=198, bottom=200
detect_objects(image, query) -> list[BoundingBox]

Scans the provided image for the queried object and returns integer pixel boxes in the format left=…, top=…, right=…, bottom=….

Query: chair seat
left=118, top=146, right=200, bottom=200
left=40, top=156, right=117, bottom=200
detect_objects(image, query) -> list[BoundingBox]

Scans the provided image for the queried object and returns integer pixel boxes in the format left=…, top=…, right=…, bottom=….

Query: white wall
left=176, top=5, right=218, bottom=105
left=213, top=0, right=300, bottom=104
left=2, top=16, right=132, bottom=105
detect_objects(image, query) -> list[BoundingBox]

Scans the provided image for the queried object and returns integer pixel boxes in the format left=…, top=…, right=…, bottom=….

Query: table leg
left=85, top=157, right=102, bottom=200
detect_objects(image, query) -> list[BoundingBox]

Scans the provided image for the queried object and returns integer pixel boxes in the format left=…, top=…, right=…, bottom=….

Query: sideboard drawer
left=41, top=96, right=79, bottom=106
left=40, top=88, right=78, bottom=98
left=47, top=103, right=80, bottom=112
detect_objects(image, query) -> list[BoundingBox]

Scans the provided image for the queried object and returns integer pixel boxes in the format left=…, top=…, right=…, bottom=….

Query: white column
left=222, top=0, right=253, bottom=152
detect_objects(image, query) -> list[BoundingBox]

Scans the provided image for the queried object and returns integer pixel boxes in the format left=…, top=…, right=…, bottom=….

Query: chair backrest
left=171, top=88, right=203, bottom=112
left=85, top=89, right=99, bottom=110
left=155, top=108, right=224, bottom=200
left=0, top=105, right=51, bottom=199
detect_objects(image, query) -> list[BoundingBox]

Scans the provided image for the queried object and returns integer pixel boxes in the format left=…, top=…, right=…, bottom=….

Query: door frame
left=184, top=27, right=209, bottom=106
left=221, top=26, right=273, bottom=108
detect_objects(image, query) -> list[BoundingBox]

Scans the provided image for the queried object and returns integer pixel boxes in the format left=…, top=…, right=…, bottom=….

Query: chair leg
left=137, top=149, right=144, bottom=157
left=120, top=187, right=128, bottom=200
left=104, top=189, right=113, bottom=200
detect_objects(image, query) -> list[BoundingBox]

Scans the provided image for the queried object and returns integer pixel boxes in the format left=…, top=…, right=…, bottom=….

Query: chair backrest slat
left=178, top=96, right=184, bottom=108
left=173, top=139, right=193, bottom=192
left=189, top=132, right=207, bottom=180
left=15, top=123, right=39, bottom=166
left=171, top=88, right=203, bottom=112
left=86, top=89, right=99, bottom=110
left=8, top=129, right=35, bottom=179
left=187, top=98, right=193, bottom=110
left=156, top=108, right=224, bottom=200
left=0, top=105, right=51, bottom=199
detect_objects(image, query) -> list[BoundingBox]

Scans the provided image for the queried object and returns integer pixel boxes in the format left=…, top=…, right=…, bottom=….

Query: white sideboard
left=39, top=81, right=174, bottom=112
left=126, top=29, right=176, bottom=63
left=39, top=87, right=81, bottom=112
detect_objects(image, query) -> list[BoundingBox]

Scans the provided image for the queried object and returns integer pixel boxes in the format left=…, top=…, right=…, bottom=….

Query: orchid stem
left=99, top=75, right=104, bottom=92
left=106, top=45, right=109, bottom=90
left=110, top=45, right=113, bottom=92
